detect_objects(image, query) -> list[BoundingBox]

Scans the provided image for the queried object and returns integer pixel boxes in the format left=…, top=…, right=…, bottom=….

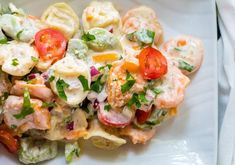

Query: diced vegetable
left=92, top=53, right=119, bottom=62
left=65, top=141, right=80, bottom=163
left=134, top=109, right=168, bottom=129
left=78, top=75, right=90, bottom=91
left=127, top=29, right=155, bottom=47
left=13, top=88, right=34, bottom=119
left=56, top=79, right=69, bottom=101
left=121, top=72, right=136, bottom=93
left=0, top=127, right=18, bottom=153
left=178, top=60, right=194, bottom=72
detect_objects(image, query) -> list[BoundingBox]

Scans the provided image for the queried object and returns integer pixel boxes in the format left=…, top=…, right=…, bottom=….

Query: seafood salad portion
left=0, top=2, right=204, bottom=164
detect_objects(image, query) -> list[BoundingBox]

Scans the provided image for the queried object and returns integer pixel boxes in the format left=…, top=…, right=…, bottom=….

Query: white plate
left=0, top=0, right=217, bottom=165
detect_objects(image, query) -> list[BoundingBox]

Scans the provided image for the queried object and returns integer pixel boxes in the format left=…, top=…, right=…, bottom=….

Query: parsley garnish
left=0, top=38, right=8, bottom=44
left=10, top=125, right=17, bottom=129
left=16, top=30, right=23, bottom=40
left=152, top=88, right=163, bottom=95
left=31, top=56, right=39, bottom=62
left=41, top=102, right=56, bottom=108
left=98, top=64, right=112, bottom=71
left=12, top=58, right=19, bottom=66
left=138, top=92, right=148, bottom=104
left=49, top=75, right=55, bottom=82
left=178, top=60, right=194, bottom=72
left=81, top=32, right=95, bottom=42
left=174, top=47, right=182, bottom=51
left=90, top=75, right=104, bottom=93
left=127, top=29, right=155, bottom=46
left=78, top=75, right=89, bottom=91
left=127, top=93, right=141, bottom=108
left=14, top=88, right=34, bottom=119
left=121, top=72, right=135, bottom=93
left=104, top=104, right=112, bottom=111
left=56, top=79, right=69, bottom=101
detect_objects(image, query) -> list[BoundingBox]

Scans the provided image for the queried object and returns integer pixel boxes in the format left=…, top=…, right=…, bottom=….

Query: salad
left=0, top=1, right=204, bottom=164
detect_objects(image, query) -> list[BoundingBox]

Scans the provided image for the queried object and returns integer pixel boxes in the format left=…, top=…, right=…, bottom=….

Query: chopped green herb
left=152, top=88, right=163, bottom=95
left=78, top=75, right=89, bottom=91
left=65, top=142, right=80, bottom=163
left=31, top=56, right=39, bottom=62
left=126, top=29, right=155, bottom=47
left=138, top=92, right=148, bottom=103
left=0, top=92, right=9, bottom=105
left=0, top=38, right=8, bottom=44
left=81, top=32, right=95, bottom=42
left=121, top=72, right=135, bottom=93
left=178, top=60, right=194, bottom=72
left=49, top=76, right=55, bottom=82
left=10, top=124, right=17, bottom=129
left=12, top=58, right=19, bottom=66
left=14, top=88, right=34, bottom=119
left=90, top=75, right=104, bottom=93
left=174, top=47, right=182, bottom=51
left=56, top=79, right=69, bottom=101
left=127, top=93, right=141, bottom=108
left=104, top=104, right=111, bottom=111
left=16, top=30, right=23, bottom=40
left=41, top=102, right=56, bottom=108
left=98, top=64, right=112, bottom=71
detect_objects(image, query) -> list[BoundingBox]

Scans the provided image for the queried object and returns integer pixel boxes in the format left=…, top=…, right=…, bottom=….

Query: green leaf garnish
left=41, top=102, right=56, bottom=108
left=49, top=75, right=55, bottom=82
left=10, top=124, right=17, bottom=129
left=127, top=93, right=141, bottom=108
left=178, top=60, right=194, bottom=72
left=174, top=47, right=182, bottom=51
left=152, top=88, right=163, bottom=95
left=98, top=64, right=112, bottom=71
left=81, top=32, right=95, bottom=42
left=90, top=75, right=104, bottom=93
left=16, top=30, right=23, bottom=40
left=104, top=104, right=111, bottom=111
left=56, top=79, right=69, bottom=101
left=31, top=56, right=39, bottom=62
left=126, top=29, right=155, bottom=46
left=138, top=92, right=148, bottom=103
left=78, top=75, right=89, bottom=91
left=0, top=38, right=8, bottom=44
left=12, top=58, right=19, bottom=66
left=14, top=88, right=34, bottom=119
left=121, top=72, right=135, bottom=93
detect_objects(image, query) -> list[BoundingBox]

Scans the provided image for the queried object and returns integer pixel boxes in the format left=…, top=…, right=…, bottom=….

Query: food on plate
left=162, top=35, right=204, bottom=75
left=41, top=2, right=79, bottom=39
left=82, top=1, right=121, bottom=34
left=0, top=2, right=204, bottom=164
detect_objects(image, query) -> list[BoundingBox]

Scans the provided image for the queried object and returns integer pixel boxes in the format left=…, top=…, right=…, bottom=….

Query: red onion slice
left=90, top=66, right=100, bottom=77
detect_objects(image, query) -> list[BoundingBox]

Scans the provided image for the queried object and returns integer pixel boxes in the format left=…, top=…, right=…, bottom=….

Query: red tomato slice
left=135, top=109, right=152, bottom=124
left=35, top=28, right=67, bottom=62
left=98, top=103, right=134, bottom=128
left=138, top=46, right=168, bottom=80
left=0, top=129, right=18, bottom=154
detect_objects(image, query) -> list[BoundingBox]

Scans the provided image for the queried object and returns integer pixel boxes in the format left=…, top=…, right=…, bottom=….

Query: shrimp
left=10, top=80, right=54, bottom=102
left=3, top=96, right=50, bottom=133
left=154, top=61, right=190, bottom=109
left=122, top=6, right=163, bottom=46
left=162, top=35, right=204, bottom=75
left=106, top=61, right=146, bottom=108
left=120, top=125, right=156, bottom=144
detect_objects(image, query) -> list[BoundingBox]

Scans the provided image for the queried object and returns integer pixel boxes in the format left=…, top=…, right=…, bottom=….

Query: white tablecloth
left=217, top=0, right=235, bottom=164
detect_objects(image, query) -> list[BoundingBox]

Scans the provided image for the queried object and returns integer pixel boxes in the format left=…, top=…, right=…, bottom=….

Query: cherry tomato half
left=0, top=129, right=18, bottom=154
left=35, top=28, right=67, bottom=62
left=138, top=47, right=168, bottom=80
left=135, top=109, right=152, bottom=124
